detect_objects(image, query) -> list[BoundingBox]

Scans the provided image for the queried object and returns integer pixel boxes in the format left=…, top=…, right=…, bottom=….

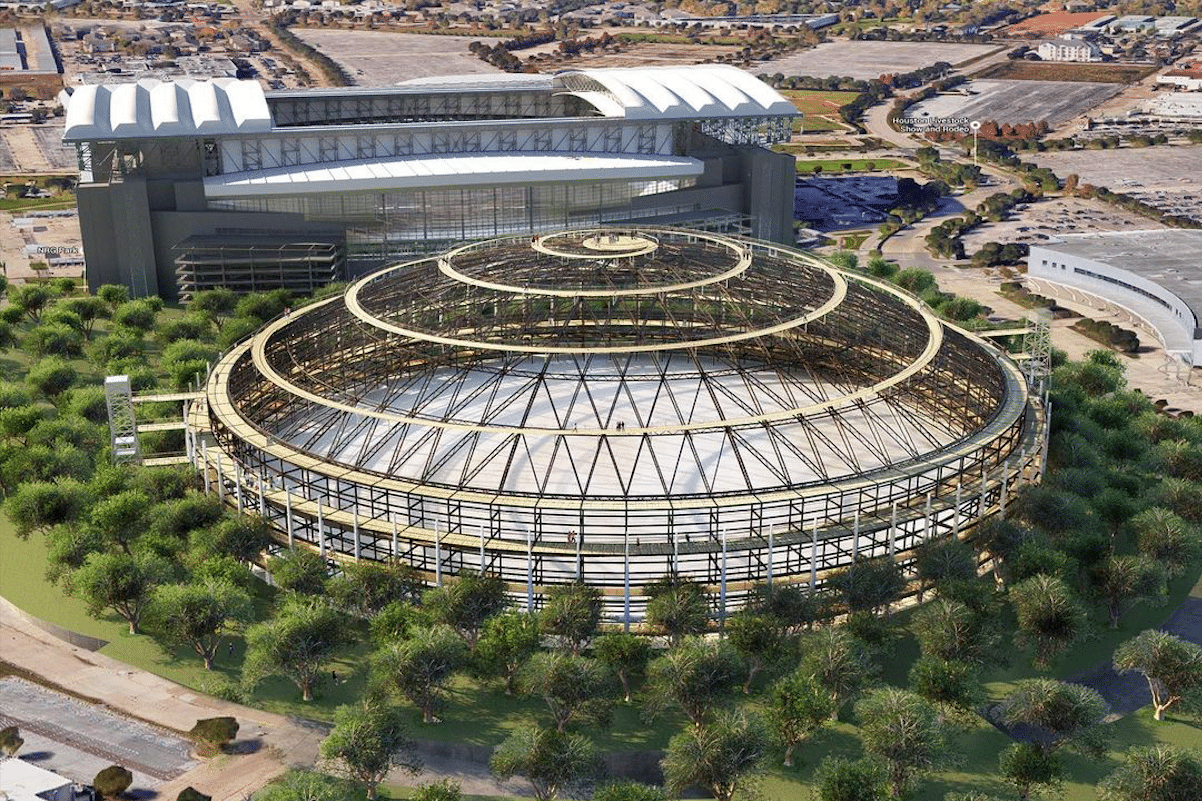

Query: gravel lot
left=292, top=29, right=504, bottom=85
left=959, top=196, right=1167, bottom=251
left=905, top=79, right=1122, bottom=126
left=0, top=677, right=197, bottom=788
left=753, top=40, right=996, bottom=80
left=1030, top=145, right=1202, bottom=222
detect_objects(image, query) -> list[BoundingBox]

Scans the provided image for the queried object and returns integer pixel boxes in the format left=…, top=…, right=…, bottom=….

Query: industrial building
left=61, top=66, right=799, bottom=300
left=1028, top=230, right=1202, bottom=365
left=176, top=226, right=1048, bottom=621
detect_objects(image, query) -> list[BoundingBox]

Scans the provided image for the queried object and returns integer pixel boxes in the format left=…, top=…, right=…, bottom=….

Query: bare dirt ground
left=958, top=196, right=1166, bottom=252
left=291, top=29, right=504, bottom=86
left=753, top=40, right=998, bottom=80
left=534, top=41, right=743, bottom=71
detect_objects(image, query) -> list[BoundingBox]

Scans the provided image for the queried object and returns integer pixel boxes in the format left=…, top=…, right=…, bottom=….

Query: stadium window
left=498, top=131, right=517, bottom=152
left=637, top=126, right=656, bottom=154
left=319, top=137, right=338, bottom=162
left=393, top=134, right=413, bottom=156
left=357, top=137, right=376, bottom=159
left=603, top=128, right=622, bottom=153
left=281, top=138, right=300, bottom=166
left=533, top=130, right=552, bottom=151
left=241, top=140, right=262, bottom=171
left=568, top=129, right=587, bottom=152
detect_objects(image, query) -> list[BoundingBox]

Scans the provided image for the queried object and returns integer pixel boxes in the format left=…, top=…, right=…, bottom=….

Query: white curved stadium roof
left=62, top=78, right=271, bottom=141
left=553, top=65, right=797, bottom=120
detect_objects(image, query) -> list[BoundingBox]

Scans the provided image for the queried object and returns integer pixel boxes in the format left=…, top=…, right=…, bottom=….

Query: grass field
left=780, top=89, right=860, bottom=134
left=794, top=157, right=908, bottom=174
left=975, top=60, right=1158, bottom=84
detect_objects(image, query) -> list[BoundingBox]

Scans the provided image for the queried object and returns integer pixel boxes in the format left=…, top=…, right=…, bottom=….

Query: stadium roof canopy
left=62, top=65, right=796, bottom=142
left=551, top=65, right=799, bottom=120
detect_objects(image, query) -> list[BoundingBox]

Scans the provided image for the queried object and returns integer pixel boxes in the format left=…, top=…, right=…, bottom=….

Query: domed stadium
left=193, top=227, right=1048, bottom=621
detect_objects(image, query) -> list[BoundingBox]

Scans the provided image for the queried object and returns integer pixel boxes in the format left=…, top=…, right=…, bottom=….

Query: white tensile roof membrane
left=62, top=77, right=272, bottom=141
left=552, top=64, right=798, bottom=120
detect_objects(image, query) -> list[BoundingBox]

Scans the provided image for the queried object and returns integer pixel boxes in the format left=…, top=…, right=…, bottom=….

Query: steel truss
left=196, top=228, right=1046, bottom=621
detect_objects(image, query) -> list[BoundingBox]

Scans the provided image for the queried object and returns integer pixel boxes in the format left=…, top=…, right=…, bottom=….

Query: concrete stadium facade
left=61, top=65, right=799, bottom=301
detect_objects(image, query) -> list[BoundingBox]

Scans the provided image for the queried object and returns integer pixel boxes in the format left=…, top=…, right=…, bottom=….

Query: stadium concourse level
left=186, top=227, right=1049, bottom=622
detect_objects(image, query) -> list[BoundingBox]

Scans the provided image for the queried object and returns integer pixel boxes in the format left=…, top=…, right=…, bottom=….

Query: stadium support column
left=623, top=531, right=631, bottom=633
left=526, top=527, right=534, bottom=614
left=809, top=520, right=819, bottom=594
left=234, top=464, right=244, bottom=513
left=766, top=524, right=775, bottom=587
left=719, top=526, right=728, bottom=637
left=286, top=489, right=295, bottom=550
left=200, top=440, right=209, bottom=494
left=318, top=502, right=326, bottom=558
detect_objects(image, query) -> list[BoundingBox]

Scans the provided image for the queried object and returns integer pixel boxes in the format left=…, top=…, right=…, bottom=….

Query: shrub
left=93, top=765, right=134, bottom=799
left=188, top=716, right=240, bottom=756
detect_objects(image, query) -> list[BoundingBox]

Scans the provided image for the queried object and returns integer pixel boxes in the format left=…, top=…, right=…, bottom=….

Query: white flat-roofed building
left=1037, top=36, right=1103, bottom=62
left=0, top=758, right=74, bottom=801
left=1028, top=230, right=1202, bottom=364
left=61, top=66, right=799, bottom=300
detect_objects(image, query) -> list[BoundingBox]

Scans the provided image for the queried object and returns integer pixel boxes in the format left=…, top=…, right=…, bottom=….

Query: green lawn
left=795, top=158, right=909, bottom=175
left=779, top=90, right=860, bottom=134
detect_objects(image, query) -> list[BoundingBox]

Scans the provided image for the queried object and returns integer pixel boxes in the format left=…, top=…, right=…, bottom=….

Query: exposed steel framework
left=191, top=228, right=1048, bottom=623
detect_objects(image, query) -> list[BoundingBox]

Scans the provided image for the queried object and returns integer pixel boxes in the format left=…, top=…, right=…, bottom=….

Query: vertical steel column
left=435, top=520, right=443, bottom=586
left=234, top=464, right=244, bottom=513
left=889, top=501, right=898, bottom=561
left=201, top=441, right=209, bottom=494
left=623, top=531, right=631, bottom=633
left=719, top=526, right=728, bottom=636
left=766, top=524, right=775, bottom=588
left=257, top=473, right=266, bottom=517
left=954, top=479, right=962, bottom=537
left=1000, top=462, right=1010, bottom=515
left=809, top=520, right=818, bottom=594
left=852, top=510, right=860, bottom=560
left=215, top=451, right=225, bottom=503
left=924, top=492, right=933, bottom=543
left=353, top=507, right=360, bottom=562
left=526, top=527, right=534, bottom=613
left=317, top=502, right=326, bottom=558
left=979, top=462, right=988, bottom=520
left=392, top=519, right=399, bottom=563
left=286, top=489, right=294, bottom=550
left=479, top=524, right=486, bottom=572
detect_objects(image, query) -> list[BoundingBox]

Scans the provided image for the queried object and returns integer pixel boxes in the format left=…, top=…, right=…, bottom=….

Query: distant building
left=1158, top=66, right=1202, bottom=91
left=0, top=758, right=74, bottom=801
left=1037, top=35, right=1103, bottom=62
left=1028, top=230, right=1202, bottom=364
left=61, top=66, right=799, bottom=300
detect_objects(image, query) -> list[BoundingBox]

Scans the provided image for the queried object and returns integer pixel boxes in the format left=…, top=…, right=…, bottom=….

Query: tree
left=591, top=782, right=667, bottom=801
left=69, top=551, right=172, bottom=634
left=62, top=295, right=110, bottom=338
left=320, top=701, right=421, bottom=800
left=423, top=571, right=508, bottom=649
left=26, top=356, right=77, bottom=400
left=243, top=598, right=349, bottom=701
left=539, top=581, right=602, bottom=655
left=1011, top=574, right=1089, bottom=668
left=374, top=624, right=466, bottom=723
left=999, top=743, right=1062, bottom=801
left=475, top=611, right=541, bottom=695
left=189, top=288, right=237, bottom=329
left=187, top=717, right=239, bottom=757
left=1113, top=630, right=1202, bottom=721
left=269, top=548, right=328, bottom=595
left=94, top=765, right=134, bottom=800
left=0, top=725, right=23, bottom=756
left=999, top=678, right=1109, bottom=757
left=856, top=688, right=950, bottom=799
left=112, top=300, right=158, bottom=333
left=5, top=478, right=88, bottom=538
left=765, top=669, right=835, bottom=767
left=828, top=557, right=906, bottom=616
left=1098, top=745, right=1202, bottom=801
left=812, top=757, right=890, bottom=801
left=593, top=633, right=652, bottom=703
left=490, top=724, right=604, bottom=801
left=150, top=580, right=253, bottom=669
left=1091, top=555, right=1166, bottom=629
left=661, top=709, right=766, bottom=801
left=913, top=538, right=977, bottom=602
left=412, top=780, right=463, bottom=801
left=647, top=637, right=742, bottom=727
left=254, top=769, right=360, bottom=801
left=520, top=651, right=614, bottom=732
left=911, top=597, right=994, bottom=664
left=98, top=284, right=130, bottom=309
left=177, top=788, right=211, bottom=801
left=327, top=561, right=421, bottom=617
left=908, top=656, right=983, bottom=719
left=798, top=627, right=875, bottom=719
left=8, top=283, right=54, bottom=322
left=1132, top=507, right=1202, bottom=578
left=644, top=577, right=710, bottom=645
left=189, top=515, right=273, bottom=564
left=726, top=612, right=787, bottom=693
left=744, top=582, right=820, bottom=635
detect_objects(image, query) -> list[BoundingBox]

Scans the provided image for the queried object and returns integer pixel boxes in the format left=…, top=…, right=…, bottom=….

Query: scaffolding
left=104, top=375, right=140, bottom=462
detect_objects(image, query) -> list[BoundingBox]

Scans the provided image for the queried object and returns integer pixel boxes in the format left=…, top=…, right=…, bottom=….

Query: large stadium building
left=61, top=66, right=799, bottom=301
left=176, top=227, right=1049, bottom=622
